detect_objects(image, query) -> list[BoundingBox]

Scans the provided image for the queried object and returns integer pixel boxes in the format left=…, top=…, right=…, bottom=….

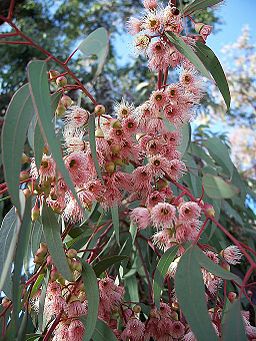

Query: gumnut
left=203, top=203, right=215, bottom=218
left=21, top=153, right=30, bottom=164
left=67, top=249, right=77, bottom=258
left=20, top=170, right=30, bottom=181
left=95, top=104, right=106, bottom=115
left=95, top=128, right=105, bottom=138
left=228, top=292, right=237, bottom=303
left=56, top=76, right=68, bottom=87
left=48, top=70, right=60, bottom=81
left=61, top=95, right=73, bottom=108
left=56, top=103, right=66, bottom=117
left=31, top=203, right=40, bottom=221
left=1, top=297, right=11, bottom=308
left=105, top=161, right=115, bottom=173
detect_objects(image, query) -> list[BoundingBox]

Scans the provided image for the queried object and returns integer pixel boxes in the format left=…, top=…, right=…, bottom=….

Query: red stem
left=43, top=310, right=63, bottom=341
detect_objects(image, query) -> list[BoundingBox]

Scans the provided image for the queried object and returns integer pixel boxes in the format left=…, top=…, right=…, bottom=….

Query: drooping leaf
left=27, top=60, right=81, bottom=208
left=12, top=197, right=32, bottom=330
left=203, top=174, right=239, bottom=199
left=194, top=42, right=230, bottom=110
left=93, top=255, right=128, bottom=277
left=0, top=192, right=26, bottom=296
left=78, top=27, right=109, bottom=79
left=165, top=32, right=211, bottom=79
left=203, top=137, right=233, bottom=177
left=153, top=245, right=179, bottom=308
left=175, top=246, right=218, bottom=341
left=41, top=205, right=72, bottom=281
left=129, top=221, right=137, bottom=245
left=183, top=0, right=223, bottom=16
left=194, top=245, right=241, bottom=283
left=1, top=84, right=34, bottom=214
left=92, top=319, right=117, bottom=341
left=222, top=300, right=247, bottom=341
left=88, top=113, right=103, bottom=180
left=111, top=204, right=120, bottom=246
left=126, top=275, right=139, bottom=302
left=81, top=260, right=99, bottom=341
left=0, top=207, right=17, bottom=298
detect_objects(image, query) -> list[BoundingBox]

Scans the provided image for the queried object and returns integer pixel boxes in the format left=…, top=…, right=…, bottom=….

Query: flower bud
left=31, top=203, right=40, bottom=221
left=46, top=255, right=53, bottom=266
left=20, top=170, right=30, bottom=181
left=61, top=95, right=73, bottom=108
left=48, top=70, right=60, bottom=81
left=156, top=178, right=168, bottom=190
left=110, top=119, right=122, bottom=129
left=228, top=292, right=237, bottom=303
left=56, top=103, right=66, bottom=117
left=56, top=76, right=67, bottom=87
left=171, top=301, right=179, bottom=311
left=203, top=203, right=215, bottom=218
left=1, top=297, right=11, bottom=308
left=170, top=311, right=179, bottom=320
left=72, top=259, right=82, bottom=272
left=95, top=128, right=104, bottom=138
left=50, top=267, right=59, bottom=281
left=21, top=153, right=30, bottom=164
left=95, top=104, right=106, bottom=116
left=23, top=188, right=31, bottom=199
left=112, top=156, right=123, bottom=166
left=105, top=161, right=115, bottom=173
left=33, top=254, right=44, bottom=265
left=67, top=249, right=77, bottom=258
left=132, top=305, right=141, bottom=313
left=111, top=144, right=121, bottom=154
left=220, top=260, right=230, bottom=272
left=171, top=7, right=180, bottom=15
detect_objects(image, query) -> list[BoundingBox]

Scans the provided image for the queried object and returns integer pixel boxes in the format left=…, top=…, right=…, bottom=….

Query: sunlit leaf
left=93, top=255, right=128, bottom=277
left=183, top=0, right=223, bottom=16
left=165, top=32, right=211, bottom=79
left=222, top=300, right=247, bottom=341
left=1, top=84, right=34, bottom=214
left=153, top=245, right=179, bottom=308
left=27, top=60, right=81, bottom=208
left=203, top=174, right=239, bottom=199
left=78, top=27, right=109, bottom=79
left=194, top=42, right=230, bottom=110
left=93, top=319, right=117, bottom=341
left=111, top=204, right=120, bottom=246
left=81, top=260, right=99, bottom=341
left=175, top=246, right=218, bottom=341
left=42, top=205, right=72, bottom=281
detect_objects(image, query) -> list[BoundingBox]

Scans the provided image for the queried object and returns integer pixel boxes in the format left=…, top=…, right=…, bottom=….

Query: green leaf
left=165, top=32, right=211, bottom=79
left=0, top=207, right=17, bottom=298
left=93, top=255, right=128, bottom=277
left=78, top=27, right=109, bottom=79
left=194, top=42, right=230, bottom=110
left=126, top=275, right=139, bottom=302
left=203, top=137, right=233, bottom=177
left=129, top=221, right=137, bottom=245
left=41, top=205, right=72, bottom=281
left=183, top=0, right=223, bottom=16
left=81, top=260, right=99, bottom=341
left=31, top=274, right=45, bottom=297
left=0, top=192, right=26, bottom=296
left=222, top=300, right=247, bottom=341
left=175, top=246, right=218, bottom=341
left=194, top=245, right=241, bottom=283
left=27, top=60, right=81, bottom=209
left=153, top=245, right=179, bottom=308
left=92, top=319, right=117, bottom=341
left=1, top=84, right=34, bottom=214
left=88, top=113, right=103, bottom=180
left=12, top=197, right=32, bottom=330
left=203, top=174, right=239, bottom=199
left=111, top=204, right=120, bottom=246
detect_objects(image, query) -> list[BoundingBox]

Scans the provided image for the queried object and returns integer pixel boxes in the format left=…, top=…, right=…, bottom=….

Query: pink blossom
left=68, top=320, right=85, bottom=341
left=66, top=300, right=87, bottom=318
left=200, top=24, right=213, bottom=41
left=132, top=166, right=152, bottom=193
left=121, top=318, right=145, bottom=341
left=130, top=207, right=151, bottom=230
left=127, top=17, right=142, bottom=35
left=142, top=11, right=162, bottom=33
left=66, top=105, right=89, bottom=127
left=148, top=40, right=169, bottom=71
left=151, top=202, right=176, bottom=229
left=36, top=154, right=56, bottom=182
left=149, top=89, right=168, bottom=109
left=122, top=117, right=138, bottom=134
left=170, top=321, right=185, bottom=338
left=143, top=0, right=158, bottom=10
left=222, top=245, right=243, bottom=265
left=65, top=151, right=89, bottom=186
left=178, top=202, right=201, bottom=222
left=167, top=159, right=186, bottom=180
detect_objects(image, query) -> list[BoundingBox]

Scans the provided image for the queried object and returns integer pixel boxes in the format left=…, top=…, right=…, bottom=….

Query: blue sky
left=115, top=0, right=256, bottom=65
left=207, top=0, right=256, bottom=58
